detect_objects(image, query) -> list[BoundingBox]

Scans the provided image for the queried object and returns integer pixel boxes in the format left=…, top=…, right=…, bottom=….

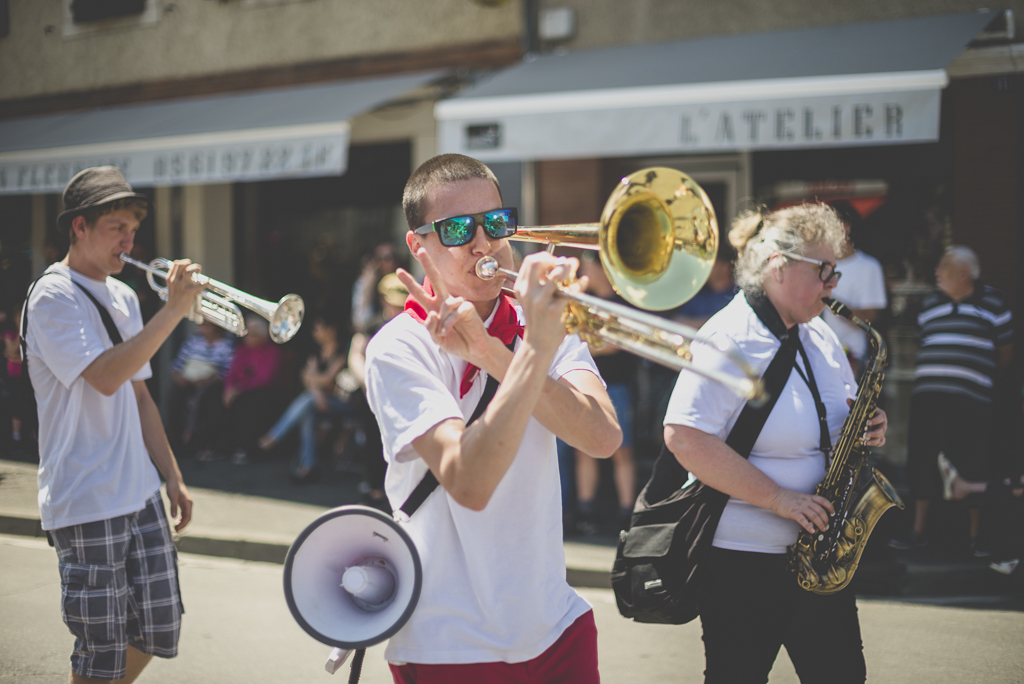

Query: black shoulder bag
left=611, top=329, right=798, bottom=625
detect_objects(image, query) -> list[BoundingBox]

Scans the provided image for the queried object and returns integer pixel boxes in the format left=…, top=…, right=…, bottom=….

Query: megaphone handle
left=324, top=648, right=366, bottom=682
left=325, top=647, right=351, bottom=674
left=347, top=649, right=366, bottom=684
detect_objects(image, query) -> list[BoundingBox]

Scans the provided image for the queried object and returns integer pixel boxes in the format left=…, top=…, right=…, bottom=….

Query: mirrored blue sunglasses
left=414, top=208, right=518, bottom=247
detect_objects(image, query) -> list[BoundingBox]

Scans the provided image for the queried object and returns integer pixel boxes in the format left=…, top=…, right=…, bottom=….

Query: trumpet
left=477, top=167, right=763, bottom=401
left=119, top=253, right=305, bottom=344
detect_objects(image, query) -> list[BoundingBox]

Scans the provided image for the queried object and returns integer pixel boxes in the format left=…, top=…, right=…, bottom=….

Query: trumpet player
left=21, top=166, right=203, bottom=683
left=364, top=154, right=621, bottom=683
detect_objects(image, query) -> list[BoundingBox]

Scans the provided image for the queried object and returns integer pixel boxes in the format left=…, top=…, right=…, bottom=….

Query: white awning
left=437, top=11, right=996, bottom=161
left=0, top=71, right=438, bottom=195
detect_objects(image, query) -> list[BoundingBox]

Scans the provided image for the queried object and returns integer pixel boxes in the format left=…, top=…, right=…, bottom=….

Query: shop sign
left=440, top=89, right=941, bottom=161
left=0, top=134, right=348, bottom=195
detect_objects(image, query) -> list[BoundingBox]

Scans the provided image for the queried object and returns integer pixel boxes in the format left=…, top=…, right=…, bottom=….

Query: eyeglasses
left=778, top=250, right=842, bottom=284
left=414, top=208, right=518, bottom=247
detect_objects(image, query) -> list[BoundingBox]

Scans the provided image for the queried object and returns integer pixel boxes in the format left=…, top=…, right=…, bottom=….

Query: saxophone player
left=663, top=204, right=887, bottom=684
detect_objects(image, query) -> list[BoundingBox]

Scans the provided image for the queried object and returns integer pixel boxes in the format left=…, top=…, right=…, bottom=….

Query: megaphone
left=284, top=505, right=422, bottom=676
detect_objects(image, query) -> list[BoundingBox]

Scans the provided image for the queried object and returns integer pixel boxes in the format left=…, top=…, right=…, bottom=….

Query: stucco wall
left=545, top=0, right=1022, bottom=51
left=1, top=0, right=1019, bottom=102
left=0, top=0, right=520, bottom=100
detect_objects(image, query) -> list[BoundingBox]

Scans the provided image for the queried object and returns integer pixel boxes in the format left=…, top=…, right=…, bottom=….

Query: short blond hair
left=730, top=203, right=846, bottom=293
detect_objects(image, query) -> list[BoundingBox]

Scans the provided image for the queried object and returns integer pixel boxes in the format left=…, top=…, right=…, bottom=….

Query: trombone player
left=21, top=166, right=202, bottom=683
left=365, top=153, right=621, bottom=682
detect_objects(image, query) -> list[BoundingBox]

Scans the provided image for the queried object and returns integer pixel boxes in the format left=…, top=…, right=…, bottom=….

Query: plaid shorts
left=50, top=492, right=184, bottom=680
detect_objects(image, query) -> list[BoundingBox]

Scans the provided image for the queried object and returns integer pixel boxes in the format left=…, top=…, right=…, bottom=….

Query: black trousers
left=699, top=547, right=865, bottom=684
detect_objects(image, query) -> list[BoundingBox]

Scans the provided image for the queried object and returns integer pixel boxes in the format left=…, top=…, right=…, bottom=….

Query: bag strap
left=644, top=328, right=799, bottom=504
left=398, top=340, right=515, bottom=518
left=723, top=328, right=798, bottom=458
left=70, top=280, right=124, bottom=345
left=19, top=270, right=126, bottom=396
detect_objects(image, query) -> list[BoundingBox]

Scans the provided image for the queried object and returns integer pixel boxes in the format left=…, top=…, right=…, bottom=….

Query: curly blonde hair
left=729, top=203, right=847, bottom=293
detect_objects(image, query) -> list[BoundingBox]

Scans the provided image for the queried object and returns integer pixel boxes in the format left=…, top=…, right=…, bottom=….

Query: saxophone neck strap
left=744, top=288, right=830, bottom=455
left=792, top=337, right=832, bottom=456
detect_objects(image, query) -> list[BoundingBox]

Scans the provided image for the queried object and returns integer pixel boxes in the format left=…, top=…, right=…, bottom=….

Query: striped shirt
left=913, top=285, right=1012, bottom=403
left=171, top=333, right=236, bottom=379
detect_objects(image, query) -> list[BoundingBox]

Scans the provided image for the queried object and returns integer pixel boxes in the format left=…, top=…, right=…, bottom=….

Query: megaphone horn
left=283, top=506, right=422, bottom=675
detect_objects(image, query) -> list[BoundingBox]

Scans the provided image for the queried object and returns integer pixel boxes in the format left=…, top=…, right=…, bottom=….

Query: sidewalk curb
left=0, top=514, right=45, bottom=539
left=0, top=512, right=615, bottom=589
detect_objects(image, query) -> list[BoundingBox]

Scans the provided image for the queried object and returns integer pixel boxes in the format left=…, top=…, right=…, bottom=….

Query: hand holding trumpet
left=162, top=259, right=207, bottom=319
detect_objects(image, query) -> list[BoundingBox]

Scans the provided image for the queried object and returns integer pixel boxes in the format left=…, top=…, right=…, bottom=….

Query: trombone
left=119, top=253, right=305, bottom=344
left=477, top=167, right=763, bottom=402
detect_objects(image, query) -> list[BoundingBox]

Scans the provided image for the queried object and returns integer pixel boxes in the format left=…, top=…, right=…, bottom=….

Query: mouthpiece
left=822, top=297, right=852, bottom=320
left=475, top=256, right=500, bottom=280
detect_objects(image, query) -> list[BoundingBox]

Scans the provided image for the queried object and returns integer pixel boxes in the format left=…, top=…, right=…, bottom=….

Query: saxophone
left=787, top=298, right=904, bottom=594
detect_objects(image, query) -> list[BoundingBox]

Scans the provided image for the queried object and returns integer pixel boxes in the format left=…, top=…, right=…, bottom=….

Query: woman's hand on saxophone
left=851, top=399, right=887, bottom=447
left=770, top=488, right=834, bottom=534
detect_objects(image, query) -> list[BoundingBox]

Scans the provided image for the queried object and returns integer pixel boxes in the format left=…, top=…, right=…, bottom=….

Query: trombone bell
left=508, top=168, right=717, bottom=311
left=600, top=168, right=717, bottom=311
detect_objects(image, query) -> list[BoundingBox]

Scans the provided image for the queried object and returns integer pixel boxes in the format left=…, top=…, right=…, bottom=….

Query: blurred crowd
left=160, top=243, right=410, bottom=512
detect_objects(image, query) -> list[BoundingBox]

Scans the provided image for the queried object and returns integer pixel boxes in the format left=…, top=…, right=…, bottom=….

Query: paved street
left=3, top=533, right=1023, bottom=684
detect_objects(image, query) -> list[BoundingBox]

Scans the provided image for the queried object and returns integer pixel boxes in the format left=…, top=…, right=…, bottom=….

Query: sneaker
left=889, top=532, right=927, bottom=550
left=968, top=539, right=992, bottom=558
left=990, top=558, right=1020, bottom=575
left=937, top=452, right=958, bottom=501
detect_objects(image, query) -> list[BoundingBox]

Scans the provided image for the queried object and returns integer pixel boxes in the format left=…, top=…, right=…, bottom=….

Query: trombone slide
left=476, top=256, right=763, bottom=401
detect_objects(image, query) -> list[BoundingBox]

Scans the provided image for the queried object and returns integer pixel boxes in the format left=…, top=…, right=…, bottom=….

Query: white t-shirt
left=365, top=304, right=597, bottom=665
left=664, top=292, right=856, bottom=554
left=822, top=250, right=887, bottom=360
left=24, top=263, right=160, bottom=530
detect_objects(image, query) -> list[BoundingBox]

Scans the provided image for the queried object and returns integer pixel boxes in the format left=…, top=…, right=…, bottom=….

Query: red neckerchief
left=404, top=277, right=523, bottom=397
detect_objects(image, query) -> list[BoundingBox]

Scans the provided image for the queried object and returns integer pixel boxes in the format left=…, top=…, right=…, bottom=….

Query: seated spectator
left=258, top=315, right=348, bottom=481
left=168, top=320, right=235, bottom=456
left=213, top=316, right=283, bottom=464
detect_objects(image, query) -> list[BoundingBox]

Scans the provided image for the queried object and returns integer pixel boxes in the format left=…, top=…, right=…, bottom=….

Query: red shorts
left=389, top=610, right=599, bottom=684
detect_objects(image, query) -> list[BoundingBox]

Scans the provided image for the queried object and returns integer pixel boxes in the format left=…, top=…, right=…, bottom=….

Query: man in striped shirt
left=891, top=246, right=1013, bottom=554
